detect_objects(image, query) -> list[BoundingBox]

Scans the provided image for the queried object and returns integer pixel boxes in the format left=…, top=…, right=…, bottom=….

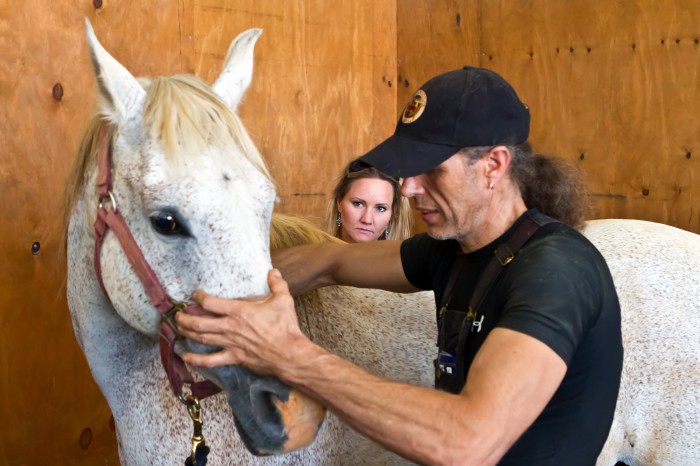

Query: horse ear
left=212, top=28, right=262, bottom=112
left=84, top=18, right=146, bottom=127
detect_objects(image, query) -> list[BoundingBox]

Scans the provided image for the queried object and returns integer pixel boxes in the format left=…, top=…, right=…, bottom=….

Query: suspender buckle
left=494, top=245, right=514, bottom=266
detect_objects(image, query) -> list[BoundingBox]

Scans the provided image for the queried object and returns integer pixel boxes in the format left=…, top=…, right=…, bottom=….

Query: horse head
left=68, top=20, right=326, bottom=456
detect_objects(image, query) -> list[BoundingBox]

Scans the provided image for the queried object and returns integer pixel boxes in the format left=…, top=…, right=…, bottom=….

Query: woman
left=326, top=159, right=413, bottom=242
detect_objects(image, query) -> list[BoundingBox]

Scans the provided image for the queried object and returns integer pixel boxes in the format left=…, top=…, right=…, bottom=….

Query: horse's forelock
left=143, top=75, right=271, bottom=181
left=64, top=74, right=274, bottom=237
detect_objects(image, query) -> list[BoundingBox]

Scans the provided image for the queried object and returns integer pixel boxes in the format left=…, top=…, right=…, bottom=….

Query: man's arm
left=178, top=271, right=567, bottom=466
left=272, top=239, right=419, bottom=295
left=281, top=327, right=566, bottom=466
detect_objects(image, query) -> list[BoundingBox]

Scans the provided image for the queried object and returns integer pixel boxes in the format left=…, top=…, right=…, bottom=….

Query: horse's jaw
left=179, top=340, right=327, bottom=456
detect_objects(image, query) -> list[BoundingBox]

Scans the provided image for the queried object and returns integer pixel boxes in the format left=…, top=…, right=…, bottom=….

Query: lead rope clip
left=184, top=395, right=210, bottom=466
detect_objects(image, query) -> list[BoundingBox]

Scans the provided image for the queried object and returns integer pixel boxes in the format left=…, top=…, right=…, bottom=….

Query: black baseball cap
left=358, top=66, right=530, bottom=178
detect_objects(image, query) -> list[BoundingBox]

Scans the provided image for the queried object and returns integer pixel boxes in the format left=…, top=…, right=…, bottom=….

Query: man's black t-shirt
left=400, top=209, right=623, bottom=466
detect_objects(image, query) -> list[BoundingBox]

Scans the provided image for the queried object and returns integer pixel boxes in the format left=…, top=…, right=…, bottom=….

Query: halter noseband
left=92, top=122, right=220, bottom=403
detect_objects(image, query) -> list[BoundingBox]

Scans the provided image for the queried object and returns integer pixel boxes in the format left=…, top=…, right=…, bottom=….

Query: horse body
left=66, top=22, right=700, bottom=466
left=584, top=220, right=700, bottom=466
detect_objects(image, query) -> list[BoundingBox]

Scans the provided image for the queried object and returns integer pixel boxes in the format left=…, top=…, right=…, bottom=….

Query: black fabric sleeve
left=400, top=233, right=435, bottom=290
left=496, top=233, right=604, bottom=365
left=400, top=233, right=455, bottom=291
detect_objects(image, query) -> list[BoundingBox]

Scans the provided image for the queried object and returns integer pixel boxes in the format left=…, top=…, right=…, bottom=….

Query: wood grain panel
left=397, top=0, right=482, bottom=115
left=190, top=0, right=397, bottom=224
left=0, top=1, right=183, bottom=464
left=480, top=0, right=700, bottom=232
left=0, top=0, right=397, bottom=464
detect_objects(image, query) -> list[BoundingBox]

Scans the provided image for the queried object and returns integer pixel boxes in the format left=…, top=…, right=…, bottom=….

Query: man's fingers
left=178, top=327, right=234, bottom=348
left=268, top=268, right=291, bottom=296
left=182, top=350, right=238, bottom=368
left=191, top=290, right=241, bottom=315
left=176, top=312, right=225, bottom=334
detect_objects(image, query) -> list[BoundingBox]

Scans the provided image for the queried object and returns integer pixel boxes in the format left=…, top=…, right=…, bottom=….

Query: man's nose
left=400, top=176, right=423, bottom=197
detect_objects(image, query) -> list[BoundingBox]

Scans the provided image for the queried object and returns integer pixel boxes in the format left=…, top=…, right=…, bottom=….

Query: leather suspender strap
left=440, top=212, right=554, bottom=314
left=468, top=212, right=554, bottom=317
left=444, top=212, right=556, bottom=387
left=439, top=255, right=467, bottom=312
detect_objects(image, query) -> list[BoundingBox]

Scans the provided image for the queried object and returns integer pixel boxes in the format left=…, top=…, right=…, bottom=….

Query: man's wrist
left=277, top=336, right=330, bottom=387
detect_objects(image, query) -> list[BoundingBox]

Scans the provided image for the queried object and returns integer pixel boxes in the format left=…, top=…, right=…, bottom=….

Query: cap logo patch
left=401, top=90, right=427, bottom=124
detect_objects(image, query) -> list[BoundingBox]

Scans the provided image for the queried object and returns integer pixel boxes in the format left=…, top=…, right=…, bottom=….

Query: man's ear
left=483, top=145, right=512, bottom=183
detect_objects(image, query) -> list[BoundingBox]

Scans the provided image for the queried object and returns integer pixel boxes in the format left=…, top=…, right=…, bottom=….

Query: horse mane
left=63, top=74, right=271, bottom=232
left=270, top=213, right=343, bottom=249
left=270, top=214, right=350, bottom=332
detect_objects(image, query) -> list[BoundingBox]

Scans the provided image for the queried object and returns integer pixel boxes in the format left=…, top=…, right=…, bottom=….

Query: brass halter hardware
left=186, top=395, right=206, bottom=464
left=160, top=299, right=190, bottom=338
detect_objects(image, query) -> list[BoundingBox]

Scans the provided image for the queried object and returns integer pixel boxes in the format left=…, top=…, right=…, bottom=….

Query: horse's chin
left=177, top=341, right=327, bottom=455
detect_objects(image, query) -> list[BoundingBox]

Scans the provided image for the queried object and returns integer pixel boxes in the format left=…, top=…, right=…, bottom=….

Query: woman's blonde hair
left=325, top=160, right=413, bottom=241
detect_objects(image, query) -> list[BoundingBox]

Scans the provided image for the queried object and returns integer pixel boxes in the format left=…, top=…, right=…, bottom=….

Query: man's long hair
left=462, top=143, right=590, bottom=229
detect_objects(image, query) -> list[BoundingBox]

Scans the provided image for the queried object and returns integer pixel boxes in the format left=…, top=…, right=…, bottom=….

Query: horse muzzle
left=230, top=375, right=327, bottom=455
left=185, top=350, right=327, bottom=456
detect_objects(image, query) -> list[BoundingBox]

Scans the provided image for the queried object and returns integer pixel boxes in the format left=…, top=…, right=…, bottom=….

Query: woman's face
left=337, top=177, right=394, bottom=243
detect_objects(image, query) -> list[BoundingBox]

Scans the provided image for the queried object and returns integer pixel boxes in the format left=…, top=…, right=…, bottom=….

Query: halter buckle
left=161, top=299, right=189, bottom=338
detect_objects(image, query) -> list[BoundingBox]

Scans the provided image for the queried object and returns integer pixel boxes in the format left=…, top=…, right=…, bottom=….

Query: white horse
left=66, top=21, right=435, bottom=466
left=66, top=22, right=700, bottom=466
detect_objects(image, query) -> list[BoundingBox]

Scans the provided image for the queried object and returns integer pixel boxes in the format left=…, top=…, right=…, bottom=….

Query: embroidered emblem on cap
left=401, top=90, right=427, bottom=124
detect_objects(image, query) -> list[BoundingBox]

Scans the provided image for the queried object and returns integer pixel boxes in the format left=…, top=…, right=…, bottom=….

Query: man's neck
left=457, top=198, right=528, bottom=253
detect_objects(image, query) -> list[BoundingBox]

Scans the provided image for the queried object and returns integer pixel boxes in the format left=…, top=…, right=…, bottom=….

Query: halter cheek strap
left=93, top=122, right=220, bottom=402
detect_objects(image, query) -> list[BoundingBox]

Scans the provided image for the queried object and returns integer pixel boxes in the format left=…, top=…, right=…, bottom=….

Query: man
left=177, top=67, right=623, bottom=465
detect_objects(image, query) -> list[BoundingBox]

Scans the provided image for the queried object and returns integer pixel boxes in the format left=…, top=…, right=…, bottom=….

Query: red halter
left=92, top=122, right=221, bottom=402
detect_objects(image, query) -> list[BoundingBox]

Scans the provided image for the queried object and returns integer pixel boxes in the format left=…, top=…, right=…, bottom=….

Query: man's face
left=401, top=152, right=488, bottom=242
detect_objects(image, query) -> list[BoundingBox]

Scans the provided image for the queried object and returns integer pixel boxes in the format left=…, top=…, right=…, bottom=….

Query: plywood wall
left=0, top=0, right=395, bottom=463
left=1, top=0, right=699, bottom=464
left=397, top=0, right=699, bottom=233
left=188, top=0, right=397, bottom=222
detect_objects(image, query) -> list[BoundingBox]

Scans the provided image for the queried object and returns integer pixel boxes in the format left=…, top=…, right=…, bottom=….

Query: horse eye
left=150, top=212, right=186, bottom=236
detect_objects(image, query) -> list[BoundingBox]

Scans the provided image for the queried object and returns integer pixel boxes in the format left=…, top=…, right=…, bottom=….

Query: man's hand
left=176, top=269, right=311, bottom=377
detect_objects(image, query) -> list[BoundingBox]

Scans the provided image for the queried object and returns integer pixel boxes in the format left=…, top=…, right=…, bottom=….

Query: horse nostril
left=228, top=377, right=289, bottom=456
left=249, top=377, right=290, bottom=432
left=224, top=373, right=323, bottom=455
left=251, top=386, right=284, bottom=426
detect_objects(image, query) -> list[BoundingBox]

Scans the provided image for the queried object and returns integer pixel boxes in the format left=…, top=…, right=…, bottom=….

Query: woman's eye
left=377, top=206, right=388, bottom=213
left=352, top=201, right=364, bottom=207
left=150, top=212, right=184, bottom=236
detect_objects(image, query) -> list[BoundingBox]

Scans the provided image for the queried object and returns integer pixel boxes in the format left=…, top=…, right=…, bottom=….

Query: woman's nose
left=360, top=209, right=373, bottom=224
